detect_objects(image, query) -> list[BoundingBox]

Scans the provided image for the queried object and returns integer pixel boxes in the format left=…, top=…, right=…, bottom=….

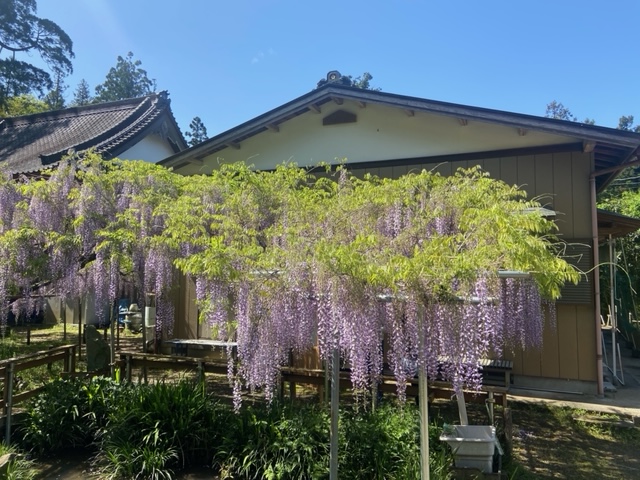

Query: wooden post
left=5, top=362, right=14, bottom=444
left=110, top=301, right=116, bottom=379
left=47, top=346, right=53, bottom=373
left=70, top=345, right=76, bottom=374
left=62, top=301, right=67, bottom=341
left=330, top=347, right=340, bottom=480
left=197, top=361, right=205, bottom=383
left=504, top=407, right=513, bottom=452
left=419, top=369, right=430, bottom=480
left=77, top=298, right=83, bottom=363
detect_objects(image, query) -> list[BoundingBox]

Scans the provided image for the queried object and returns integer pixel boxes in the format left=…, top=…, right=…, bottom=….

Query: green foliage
left=70, top=78, right=92, bottom=106
left=94, top=52, right=156, bottom=102
left=94, top=380, right=217, bottom=478
left=349, top=72, right=380, bottom=90
left=18, top=377, right=455, bottom=479
left=545, top=100, right=577, bottom=121
left=0, top=0, right=74, bottom=104
left=21, top=376, right=118, bottom=454
left=43, top=71, right=66, bottom=110
left=185, top=116, right=208, bottom=147
left=214, top=402, right=330, bottom=479
left=0, top=442, right=37, bottom=480
left=0, top=94, right=49, bottom=117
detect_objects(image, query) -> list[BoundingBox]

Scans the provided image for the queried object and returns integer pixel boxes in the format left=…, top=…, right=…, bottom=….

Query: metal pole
left=590, top=176, right=604, bottom=396
left=330, top=347, right=340, bottom=480
left=610, top=235, right=617, bottom=384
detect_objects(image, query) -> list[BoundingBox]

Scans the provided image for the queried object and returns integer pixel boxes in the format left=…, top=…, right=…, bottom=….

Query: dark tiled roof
left=0, top=91, right=187, bottom=174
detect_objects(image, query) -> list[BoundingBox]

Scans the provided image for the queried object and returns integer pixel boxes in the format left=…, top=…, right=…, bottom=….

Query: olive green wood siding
left=173, top=274, right=198, bottom=339
left=349, top=151, right=596, bottom=382
left=174, top=150, right=597, bottom=384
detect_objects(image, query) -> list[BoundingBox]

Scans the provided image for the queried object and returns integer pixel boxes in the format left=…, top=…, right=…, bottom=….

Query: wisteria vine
left=0, top=157, right=579, bottom=408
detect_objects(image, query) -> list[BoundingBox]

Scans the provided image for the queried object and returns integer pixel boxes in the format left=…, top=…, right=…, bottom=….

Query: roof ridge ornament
left=316, top=70, right=352, bottom=89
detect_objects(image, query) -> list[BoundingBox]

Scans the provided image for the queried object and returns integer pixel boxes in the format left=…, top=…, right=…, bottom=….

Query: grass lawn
left=1, top=323, right=639, bottom=479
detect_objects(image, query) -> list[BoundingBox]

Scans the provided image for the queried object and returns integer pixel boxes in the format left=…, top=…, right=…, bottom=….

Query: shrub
left=21, top=376, right=119, bottom=454
left=0, top=442, right=37, bottom=480
left=94, top=379, right=218, bottom=478
left=214, top=402, right=329, bottom=480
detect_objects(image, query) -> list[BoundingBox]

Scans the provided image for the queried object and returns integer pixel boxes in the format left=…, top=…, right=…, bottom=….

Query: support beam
left=266, top=123, right=280, bottom=133
left=517, top=128, right=527, bottom=136
left=457, top=118, right=468, bottom=126
left=404, top=109, right=415, bottom=117
left=331, top=96, right=344, bottom=105
left=225, top=141, right=241, bottom=150
left=357, top=101, right=366, bottom=108
left=308, top=104, right=321, bottom=114
left=583, top=140, right=596, bottom=153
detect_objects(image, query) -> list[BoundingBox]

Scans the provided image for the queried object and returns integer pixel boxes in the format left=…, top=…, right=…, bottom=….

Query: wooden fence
left=0, top=344, right=77, bottom=443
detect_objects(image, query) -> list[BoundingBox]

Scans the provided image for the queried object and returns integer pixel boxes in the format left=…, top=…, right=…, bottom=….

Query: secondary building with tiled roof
left=0, top=91, right=187, bottom=174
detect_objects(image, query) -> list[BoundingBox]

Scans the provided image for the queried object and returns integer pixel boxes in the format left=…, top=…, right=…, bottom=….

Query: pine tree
left=0, top=0, right=74, bottom=105
left=185, top=116, right=208, bottom=147
left=43, top=71, right=67, bottom=110
left=71, top=79, right=92, bottom=106
left=94, top=52, right=156, bottom=102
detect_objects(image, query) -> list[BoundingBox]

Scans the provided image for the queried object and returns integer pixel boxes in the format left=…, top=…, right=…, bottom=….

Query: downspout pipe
left=590, top=175, right=604, bottom=396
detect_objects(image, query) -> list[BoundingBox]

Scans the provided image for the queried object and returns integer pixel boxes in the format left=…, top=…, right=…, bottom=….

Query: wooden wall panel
left=521, top=345, right=542, bottom=377
left=540, top=310, right=560, bottom=378
left=392, top=165, right=409, bottom=179
left=430, top=162, right=451, bottom=177
left=499, top=157, right=518, bottom=187
left=534, top=154, right=554, bottom=209
left=173, top=274, right=198, bottom=339
left=571, top=152, right=592, bottom=238
left=552, top=152, right=574, bottom=237
left=576, top=305, right=597, bottom=381
left=483, top=158, right=501, bottom=180
left=557, top=305, right=579, bottom=379
left=378, top=166, right=394, bottom=179
left=517, top=156, right=536, bottom=197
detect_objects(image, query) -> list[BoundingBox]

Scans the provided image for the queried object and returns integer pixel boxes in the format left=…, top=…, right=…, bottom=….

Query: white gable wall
left=120, top=134, right=176, bottom=163
left=186, top=100, right=579, bottom=174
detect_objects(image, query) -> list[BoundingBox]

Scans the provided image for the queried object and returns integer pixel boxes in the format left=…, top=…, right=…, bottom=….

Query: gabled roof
left=159, top=83, right=640, bottom=192
left=0, top=91, right=188, bottom=174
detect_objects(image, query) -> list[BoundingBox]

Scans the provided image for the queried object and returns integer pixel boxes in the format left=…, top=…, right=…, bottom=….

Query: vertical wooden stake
left=330, top=347, right=340, bottom=480
left=419, top=369, right=430, bottom=480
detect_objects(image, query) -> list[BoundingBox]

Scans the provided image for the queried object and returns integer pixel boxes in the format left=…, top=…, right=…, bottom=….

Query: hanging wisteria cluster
left=0, top=155, right=181, bottom=337
left=0, top=156, right=578, bottom=408
left=160, top=163, right=578, bottom=407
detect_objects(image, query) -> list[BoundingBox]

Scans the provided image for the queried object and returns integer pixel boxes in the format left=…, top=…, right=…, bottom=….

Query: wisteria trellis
left=0, top=154, right=578, bottom=407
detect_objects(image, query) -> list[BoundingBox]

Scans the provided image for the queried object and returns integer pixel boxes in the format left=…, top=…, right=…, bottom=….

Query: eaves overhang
left=160, top=85, right=640, bottom=193
left=597, top=209, right=640, bottom=241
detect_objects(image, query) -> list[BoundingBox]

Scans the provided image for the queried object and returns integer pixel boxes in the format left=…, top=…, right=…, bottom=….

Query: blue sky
left=36, top=0, right=640, bottom=137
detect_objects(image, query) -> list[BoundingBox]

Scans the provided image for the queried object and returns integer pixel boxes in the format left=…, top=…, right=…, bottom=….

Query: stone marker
left=86, top=325, right=110, bottom=372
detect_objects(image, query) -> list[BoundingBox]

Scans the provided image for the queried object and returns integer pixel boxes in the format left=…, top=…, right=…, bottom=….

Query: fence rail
left=0, top=344, right=77, bottom=444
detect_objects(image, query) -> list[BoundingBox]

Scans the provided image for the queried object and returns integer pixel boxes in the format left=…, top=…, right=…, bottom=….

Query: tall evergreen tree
left=43, top=71, right=66, bottom=110
left=94, top=52, right=156, bottom=102
left=71, top=79, right=92, bottom=106
left=185, top=116, right=208, bottom=147
left=0, top=0, right=74, bottom=105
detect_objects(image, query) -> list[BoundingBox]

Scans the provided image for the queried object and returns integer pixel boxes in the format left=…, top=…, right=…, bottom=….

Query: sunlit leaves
left=0, top=156, right=580, bottom=405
